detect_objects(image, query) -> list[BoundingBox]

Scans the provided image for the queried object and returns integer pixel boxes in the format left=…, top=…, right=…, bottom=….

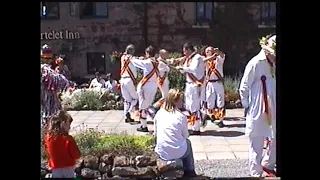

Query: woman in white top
left=89, top=72, right=106, bottom=89
left=154, top=89, right=197, bottom=177
left=105, top=73, right=118, bottom=92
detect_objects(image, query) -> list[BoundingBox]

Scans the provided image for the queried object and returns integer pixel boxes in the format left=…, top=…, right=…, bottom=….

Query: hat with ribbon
left=41, top=44, right=53, bottom=59
left=259, top=34, right=276, bottom=56
left=55, top=56, right=64, bottom=64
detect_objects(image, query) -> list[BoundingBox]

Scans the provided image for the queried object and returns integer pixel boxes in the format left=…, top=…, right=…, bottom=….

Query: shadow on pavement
left=224, top=123, right=245, bottom=128
left=200, top=130, right=245, bottom=137
left=129, top=121, right=140, bottom=125
left=224, top=117, right=245, bottom=121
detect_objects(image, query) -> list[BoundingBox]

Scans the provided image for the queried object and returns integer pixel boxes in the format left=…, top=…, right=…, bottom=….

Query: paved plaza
left=69, top=109, right=248, bottom=161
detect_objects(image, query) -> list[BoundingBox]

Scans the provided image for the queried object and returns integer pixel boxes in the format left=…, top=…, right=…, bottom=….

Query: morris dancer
left=194, top=45, right=208, bottom=121
left=120, top=44, right=138, bottom=123
left=239, top=35, right=276, bottom=177
left=130, top=46, right=159, bottom=132
left=202, top=46, right=226, bottom=128
left=154, top=49, right=170, bottom=106
left=175, top=43, right=205, bottom=135
left=147, top=49, right=171, bottom=118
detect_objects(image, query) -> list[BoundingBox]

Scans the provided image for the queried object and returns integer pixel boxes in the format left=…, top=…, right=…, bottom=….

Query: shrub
left=71, top=129, right=155, bottom=157
left=62, top=90, right=123, bottom=111
left=92, top=133, right=154, bottom=156
left=41, top=129, right=155, bottom=160
left=168, top=53, right=185, bottom=91
left=168, top=52, right=182, bottom=59
left=224, top=75, right=241, bottom=103
left=73, top=91, right=103, bottom=110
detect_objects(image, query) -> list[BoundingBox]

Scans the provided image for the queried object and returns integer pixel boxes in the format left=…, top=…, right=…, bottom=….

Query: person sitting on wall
left=89, top=72, right=106, bottom=89
left=105, top=73, right=119, bottom=93
left=154, top=89, right=197, bottom=178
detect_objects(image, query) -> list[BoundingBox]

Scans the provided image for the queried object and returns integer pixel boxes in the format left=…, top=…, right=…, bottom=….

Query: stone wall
left=41, top=154, right=184, bottom=179
left=41, top=2, right=275, bottom=77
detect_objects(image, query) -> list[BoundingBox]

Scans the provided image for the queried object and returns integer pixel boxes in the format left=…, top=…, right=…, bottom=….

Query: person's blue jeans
left=180, top=139, right=195, bottom=171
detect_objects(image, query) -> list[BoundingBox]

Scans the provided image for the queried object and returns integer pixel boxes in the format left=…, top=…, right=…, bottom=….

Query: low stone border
left=41, top=154, right=184, bottom=179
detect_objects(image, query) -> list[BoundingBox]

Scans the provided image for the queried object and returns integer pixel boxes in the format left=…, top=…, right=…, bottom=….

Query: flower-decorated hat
left=41, top=44, right=53, bottom=59
left=259, top=34, right=276, bottom=56
left=55, top=56, right=64, bottom=64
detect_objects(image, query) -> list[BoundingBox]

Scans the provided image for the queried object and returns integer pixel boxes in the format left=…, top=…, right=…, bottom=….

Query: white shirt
left=182, top=54, right=205, bottom=83
left=121, top=55, right=138, bottom=78
left=239, top=50, right=276, bottom=138
left=131, top=58, right=158, bottom=82
left=105, top=80, right=118, bottom=91
left=154, top=108, right=189, bottom=161
left=206, top=55, right=225, bottom=80
left=89, top=78, right=106, bottom=88
left=157, top=59, right=170, bottom=78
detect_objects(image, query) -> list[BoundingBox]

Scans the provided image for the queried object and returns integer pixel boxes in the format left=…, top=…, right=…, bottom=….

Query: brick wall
left=41, top=2, right=275, bottom=78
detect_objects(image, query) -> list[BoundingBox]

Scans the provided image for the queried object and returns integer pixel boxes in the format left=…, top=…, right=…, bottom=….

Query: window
left=41, top=2, right=60, bottom=20
left=80, top=2, right=108, bottom=19
left=196, top=2, right=213, bottom=23
left=87, top=52, right=106, bottom=74
left=69, top=2, right=79, bottom=17
left=261, top=2, right=276, bottom=25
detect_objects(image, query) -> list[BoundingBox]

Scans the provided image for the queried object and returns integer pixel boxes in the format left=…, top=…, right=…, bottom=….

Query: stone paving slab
left=69, top=108, right=248, bottom=160
left=193, top=153, right=208, bottom=160
left=207, top=152, right=236, bottom=160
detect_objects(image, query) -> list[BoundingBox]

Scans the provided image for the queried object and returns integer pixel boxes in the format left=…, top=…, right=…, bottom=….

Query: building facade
left=41, top=2, right=276, bottom=79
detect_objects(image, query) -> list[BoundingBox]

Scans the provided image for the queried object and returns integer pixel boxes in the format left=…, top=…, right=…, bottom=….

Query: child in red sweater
left=44, top=110, right=81, bottom=178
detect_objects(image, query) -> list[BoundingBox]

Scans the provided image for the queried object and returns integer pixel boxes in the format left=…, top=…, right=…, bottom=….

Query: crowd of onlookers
left=87, top=72, right=119, bottom=93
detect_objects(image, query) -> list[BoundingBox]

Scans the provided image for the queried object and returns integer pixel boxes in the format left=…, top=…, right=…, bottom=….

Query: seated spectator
left=89, top=72, right=106, bottom=89
left=154, top=89, right=197, bottom=177
left=105, top=73, right=118, bottom=92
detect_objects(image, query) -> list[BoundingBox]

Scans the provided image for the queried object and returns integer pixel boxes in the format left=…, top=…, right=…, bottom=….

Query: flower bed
left=41, top=130, right=183, bottom=179
left=62, top=90, right=123, bottom=111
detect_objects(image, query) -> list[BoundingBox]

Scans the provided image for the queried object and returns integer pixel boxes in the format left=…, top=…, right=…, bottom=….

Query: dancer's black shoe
left=137, top=126, right=148, bottom=132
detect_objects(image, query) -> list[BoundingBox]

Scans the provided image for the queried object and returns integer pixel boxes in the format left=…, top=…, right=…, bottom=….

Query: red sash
left=140, top=61, right=159, bottom=86
left=120, top=55, right=137, bottom=86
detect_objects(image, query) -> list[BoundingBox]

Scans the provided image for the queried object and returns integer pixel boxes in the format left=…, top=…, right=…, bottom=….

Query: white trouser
left=205, top=81, right=225, bottom=108
left=120, top=78, right=138, bottom=116
left=185, top=83, right=202, bottom=131
left=200, top=84, right=206, bottom=105
left=160, top=79, right=169, bottom=99
left=249, top=136, right=276, bottom=177
left=137, top=81, right=158, bottom=128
